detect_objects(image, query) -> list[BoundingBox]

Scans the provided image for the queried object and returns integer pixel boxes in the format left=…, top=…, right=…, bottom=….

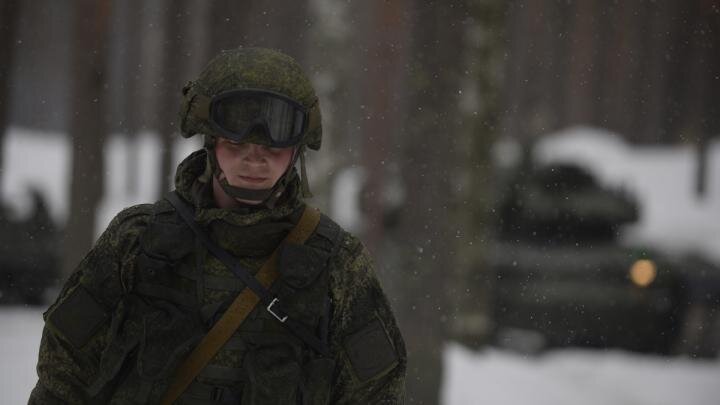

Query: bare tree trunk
left=360, top=1, right=410, bottom=254
left=499, top=0, right=533, bottom=142
left=118, top=0, right=143, bottom=195
left=693, top=0, right=720, bottom=198
left=394, top=2, right=469, bottom=403
left=450, top=0, right=508, bottom=350
left=61, top=0, right=111, bottom=277
left=602, top=2, right=645, bottom=138
left=0, top=0, right=20, bottom=195
left=642, top=0, right=679, bottom=143
left=564, top=0, right=600, bottom=126
left=157, top=0, right=186, bottom=194
left=675, top=0, right=708, bottom=196
left=304, top=0, right=366, bottom=209
left=208, top=0, right=308, bottom=61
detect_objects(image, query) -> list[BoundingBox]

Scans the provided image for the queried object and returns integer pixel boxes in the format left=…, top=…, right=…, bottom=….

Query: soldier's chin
left=232, top=176, right=271, bottom=189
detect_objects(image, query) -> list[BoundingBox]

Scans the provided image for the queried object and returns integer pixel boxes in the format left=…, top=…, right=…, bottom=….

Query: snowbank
left=0, top=308, right=44, bottom=404
left=442, top=342, right=720, bottom=405
left=536, top=127, right=720, bottom=264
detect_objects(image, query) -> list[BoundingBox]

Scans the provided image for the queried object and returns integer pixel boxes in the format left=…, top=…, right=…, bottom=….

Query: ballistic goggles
left=201, top=89, right=309, bottom=147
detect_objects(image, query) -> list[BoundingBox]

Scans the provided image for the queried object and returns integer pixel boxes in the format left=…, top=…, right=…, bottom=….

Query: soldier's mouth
left=238, top=175, right=267, bottom=184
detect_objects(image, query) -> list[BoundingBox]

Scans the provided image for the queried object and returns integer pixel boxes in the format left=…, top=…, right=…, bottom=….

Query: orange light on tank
left=630, top=259, right=657, bottom=287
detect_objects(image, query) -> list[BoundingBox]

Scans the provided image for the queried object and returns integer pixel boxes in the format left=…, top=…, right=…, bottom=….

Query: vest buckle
left=267, top=298, right=288, bottom=323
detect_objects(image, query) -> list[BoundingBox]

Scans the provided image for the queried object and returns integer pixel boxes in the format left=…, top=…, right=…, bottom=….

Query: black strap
left=166, top=192, right=275, bottom=307
left=165, top=191, right=329, bottom=356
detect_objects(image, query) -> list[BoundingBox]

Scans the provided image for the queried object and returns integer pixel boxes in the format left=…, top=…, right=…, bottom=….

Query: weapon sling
left=161, top=191, right=323, bottom=405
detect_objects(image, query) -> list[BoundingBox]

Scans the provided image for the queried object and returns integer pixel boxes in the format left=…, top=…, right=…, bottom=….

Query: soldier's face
left=214, top=137, right=295, bottom=203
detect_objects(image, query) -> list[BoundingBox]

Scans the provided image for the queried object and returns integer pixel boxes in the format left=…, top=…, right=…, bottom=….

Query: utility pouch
left=88, top=294, right=205, bottom=403
left=46, top=285, right=109, bottom=350
left=301, top=357, right=336, bottom=405
left=241, top=343, right=303, bottom=404
left=136, top=302, right=204, bottom=380
left=87, top=299, right=140, bottom=399
left=344, top=316, right=400, bottom=383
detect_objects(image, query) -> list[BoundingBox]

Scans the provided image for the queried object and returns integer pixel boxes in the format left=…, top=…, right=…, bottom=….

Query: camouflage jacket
left=29, top=150, right=406, bottom=404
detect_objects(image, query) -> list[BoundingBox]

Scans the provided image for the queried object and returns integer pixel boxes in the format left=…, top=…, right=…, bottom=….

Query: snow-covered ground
left=442, top=342, right=720, bottom=405
left=4, top=308, right=719, bottom=404
left=1, top=308, right=45, bottom=405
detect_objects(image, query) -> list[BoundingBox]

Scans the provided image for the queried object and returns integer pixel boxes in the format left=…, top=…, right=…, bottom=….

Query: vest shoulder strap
left=160, top=191, right=322, bottom=405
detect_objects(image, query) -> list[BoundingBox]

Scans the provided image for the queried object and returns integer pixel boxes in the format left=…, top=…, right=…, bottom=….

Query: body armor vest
left=91, top=199, right=342, bottom=404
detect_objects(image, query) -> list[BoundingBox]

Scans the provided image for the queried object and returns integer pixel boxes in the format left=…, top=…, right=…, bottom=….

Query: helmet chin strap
left=204, top=138, right=304, bottom=209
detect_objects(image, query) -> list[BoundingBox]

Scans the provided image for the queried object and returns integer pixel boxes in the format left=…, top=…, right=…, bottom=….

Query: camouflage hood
left=173, top=149, right=304, bottom=231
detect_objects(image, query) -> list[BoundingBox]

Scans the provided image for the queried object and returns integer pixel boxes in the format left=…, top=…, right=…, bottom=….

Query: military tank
left=0, top=190, right=60, bottom=305
left=478, top=162, right=719, bottom=356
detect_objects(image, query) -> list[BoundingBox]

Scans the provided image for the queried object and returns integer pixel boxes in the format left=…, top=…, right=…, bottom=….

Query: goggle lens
left=210, top=90, right=307, bottom=146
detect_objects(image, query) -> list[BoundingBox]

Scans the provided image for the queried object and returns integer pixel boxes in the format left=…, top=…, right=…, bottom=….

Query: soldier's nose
left=244, top=143, right=269, bottom=160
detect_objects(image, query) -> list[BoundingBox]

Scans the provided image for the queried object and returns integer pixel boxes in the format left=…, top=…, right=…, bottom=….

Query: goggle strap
left=263, top=181, right=286, bottom=209
left=266, top=148, right=304, bottom=207
left=307, top=99, right=320, bottom=133
left=300, top=150, right=313, bottom=199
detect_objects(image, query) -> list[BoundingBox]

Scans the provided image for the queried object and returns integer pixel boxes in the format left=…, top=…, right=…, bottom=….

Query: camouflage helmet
left=179, top=47, right=322, bottom=151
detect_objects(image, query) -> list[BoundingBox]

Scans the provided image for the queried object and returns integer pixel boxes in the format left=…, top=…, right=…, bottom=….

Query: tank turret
left=497, top=163, right=638, bottom=243
left=0, top=190, right=60, bottom=305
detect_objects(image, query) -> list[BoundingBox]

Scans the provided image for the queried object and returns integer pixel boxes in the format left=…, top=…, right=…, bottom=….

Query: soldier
left=30, top=47, right=406, bottom=404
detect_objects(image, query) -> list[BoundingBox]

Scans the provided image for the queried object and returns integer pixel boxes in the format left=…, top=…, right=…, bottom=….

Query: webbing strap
left=160, top=192, right=322, bottom=405
left=165, top=192, right=326, bottom=354
left=166, top=191, right=278, bottom=306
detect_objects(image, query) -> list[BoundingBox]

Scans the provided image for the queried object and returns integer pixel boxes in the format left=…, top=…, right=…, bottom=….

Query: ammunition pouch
left=91, top=199, right=343, bottom=404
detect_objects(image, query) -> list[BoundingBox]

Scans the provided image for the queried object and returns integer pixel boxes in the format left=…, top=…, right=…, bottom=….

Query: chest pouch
left=274, top=242, right=330, bottom=328
left=240, top=338, right=302, bottom=404
left=136, top=300, right=205, bottom=381
left=132, top=214, right=198, bottom=303
left=133, top=219, right=205, bottom=396
left=91, top=211, right=205, bottom=402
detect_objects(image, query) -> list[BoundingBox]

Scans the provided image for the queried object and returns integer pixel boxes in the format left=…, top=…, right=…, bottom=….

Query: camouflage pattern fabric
left=180, top=47, right=322, bottom=151
left=182, top=47, right=324, bottom=207
left=29, top=150, right=407, bottom=404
